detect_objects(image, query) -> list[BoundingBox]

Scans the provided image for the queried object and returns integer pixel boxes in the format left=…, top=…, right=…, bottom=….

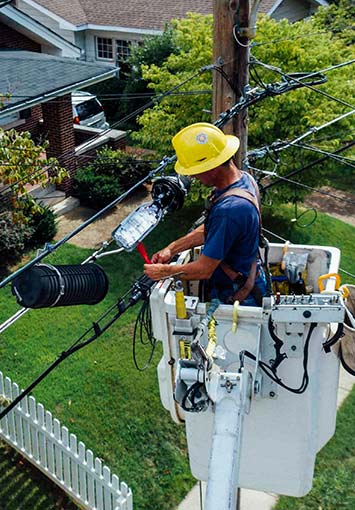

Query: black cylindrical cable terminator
left=12, top=263, right=109, bottom=308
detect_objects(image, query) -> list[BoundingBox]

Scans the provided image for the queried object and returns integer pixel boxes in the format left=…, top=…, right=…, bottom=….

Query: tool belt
left=203, top=173, right=270, bottom=305
left=219, top=259, right=264, bottom=306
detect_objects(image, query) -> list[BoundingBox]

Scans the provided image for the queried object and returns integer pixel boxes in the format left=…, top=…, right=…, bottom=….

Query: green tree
left=132, top=12, right=213, bottom=153
left=87, top=27, right=179, bottom=131
left=314, top=0, right=355, bottom=45
left=0, top=128, right=67, bottom=219
left=121, top=26, right=179, bottom=127
left=250, top=14, right=355, bottom=203
left=132, top=12, right=355, bottom=203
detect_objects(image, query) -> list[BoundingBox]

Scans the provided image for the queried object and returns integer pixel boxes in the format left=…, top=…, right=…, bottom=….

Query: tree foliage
left=0, top=128, right=67, bottom=219
left=121, top=25, right=179, bottom=127
left=248, top=14, right=355, bottom=203
left=87, top=27, right=179, bottom=130
left=132, top=10, right=355, bottom=203
left=131, top=13, right=213, bottom=152
left=314, top=0, right=355, bottom=45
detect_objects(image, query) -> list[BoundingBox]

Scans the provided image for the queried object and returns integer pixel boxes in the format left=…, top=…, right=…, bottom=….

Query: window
left=116, top=40, right=132, bottom=63
left=75, top=99, right=103, bottom=121
left=97, top=37, right=113, bottom=60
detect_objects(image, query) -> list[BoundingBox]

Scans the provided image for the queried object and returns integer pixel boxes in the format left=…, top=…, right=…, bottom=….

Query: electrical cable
left=1, top=62, right=331, bottom=199
left=339, top=268, right=355, bottom=279
left=291, top=190, right=318, bottom=228
left=0, top=156, right=174, bottom=290
left=132, top=298, right=156, bottom=371
left=254, top=166, right=355, bottom=206
left=0, top=65, right=212, bottom=199
left=2, top=71, right=324, bottom=287
left=213, top=65, right=236, bottom=92
left=7, top=90, right=212, bottom=100
left=322, top=322, right=344, bottom=353
left=252, top=25, right=355, bottom=48
left=256, top=139, right=355, bottom=192
left=180, top=381, right=207, bottom=412
left=251, top=56, right=355, bottom=111
left=247, top=111, right=355, bottom=184
left=0, top=274, right=155, bottom=420
left=233, top=25, right=253, bottom=48
left=292, top=142, right=355, bottom=171
left=243, top=322, right=317, bottom=394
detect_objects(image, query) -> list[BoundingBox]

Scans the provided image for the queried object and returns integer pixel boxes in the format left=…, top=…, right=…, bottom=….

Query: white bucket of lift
left=340, top=284, right=355, bottom=375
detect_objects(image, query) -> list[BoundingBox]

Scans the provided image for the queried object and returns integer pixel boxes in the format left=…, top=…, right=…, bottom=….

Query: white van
left=71, top=91, right=109, bottom=130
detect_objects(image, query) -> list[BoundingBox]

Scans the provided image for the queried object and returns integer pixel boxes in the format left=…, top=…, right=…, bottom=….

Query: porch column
left=42, top=94, right=76, bottom=195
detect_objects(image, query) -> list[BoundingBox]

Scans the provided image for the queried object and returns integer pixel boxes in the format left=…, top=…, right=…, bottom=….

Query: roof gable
left=0, top=4, right=80, bottom=57
left=0, top=50, right=117, bottom=116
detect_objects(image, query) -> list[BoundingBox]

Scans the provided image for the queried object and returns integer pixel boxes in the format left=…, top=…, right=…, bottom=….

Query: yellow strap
left=206, top=317, right=217, bottom=358
left=318, top=273, right=341, bottom=292
left=340, top=285, right=350, bottom=299
left=232, top=300, right=240, bottom=334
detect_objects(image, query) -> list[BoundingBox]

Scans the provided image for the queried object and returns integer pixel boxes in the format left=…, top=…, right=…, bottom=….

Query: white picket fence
left=0, top=371, right=133, bottom=510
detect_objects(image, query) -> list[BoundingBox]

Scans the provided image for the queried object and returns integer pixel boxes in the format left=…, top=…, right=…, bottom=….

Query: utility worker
left=144, top=122, right=267, bottom=306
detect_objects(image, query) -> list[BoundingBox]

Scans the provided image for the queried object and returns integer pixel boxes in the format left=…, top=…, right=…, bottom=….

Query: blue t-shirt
left=202, top=172, right=260, bottom=288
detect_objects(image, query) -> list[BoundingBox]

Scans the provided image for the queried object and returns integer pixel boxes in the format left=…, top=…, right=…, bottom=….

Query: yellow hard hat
left=172, top=122, right=240, bottom=176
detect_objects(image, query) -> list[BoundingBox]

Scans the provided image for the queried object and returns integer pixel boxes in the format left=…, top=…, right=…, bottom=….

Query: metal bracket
left=236, top=26, right=257, bottom=39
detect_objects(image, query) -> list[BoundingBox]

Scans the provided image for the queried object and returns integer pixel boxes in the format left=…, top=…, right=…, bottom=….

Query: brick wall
left=42, top=95, right=76, bottom=195
left=16, top=105, right=43, bottom=140
left=0, top=22, right=41, bottom=51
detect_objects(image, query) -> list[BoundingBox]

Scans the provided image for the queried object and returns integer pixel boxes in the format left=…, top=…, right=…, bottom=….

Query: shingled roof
left=259, top=0, right=277, bottom=13
left=22, top=0, right=325, bottom=31
left=32, top=0, right=212, bottom=30
left=0, top=50, right=117, bottom=116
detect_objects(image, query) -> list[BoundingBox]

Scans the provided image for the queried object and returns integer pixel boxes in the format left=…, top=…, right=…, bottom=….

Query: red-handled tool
left=136, top=242, right=152, bottom=264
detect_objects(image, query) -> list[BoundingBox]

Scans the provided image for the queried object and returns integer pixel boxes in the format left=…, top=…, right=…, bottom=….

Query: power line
left=252, top=23, right=355, bottom=48
left=292, top=142, right=355, bottom=171
left=253, top=166, right=355, bottom=205
left=0, top=66, right=213, bottom=198
left=70, top=65, right=211, bottom=156
left=7, top=90, right=212, bottom=101
left=257, top=140, right=355, bottom=191
left=250, top=56, right=355, bottom=111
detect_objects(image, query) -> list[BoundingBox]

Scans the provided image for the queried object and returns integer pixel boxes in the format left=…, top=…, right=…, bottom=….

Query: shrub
left=0, top=212, right=32, bottom=269
left=93, top=147, right=152, bottom=190
left=72, top=166, right=123, bottom=209
left=73, top=147, right=152, bottom=209
left=26, top=204, right=57, bottom=248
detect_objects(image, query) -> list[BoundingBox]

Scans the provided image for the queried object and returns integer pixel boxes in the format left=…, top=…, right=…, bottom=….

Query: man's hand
left=144, top=263, right=171, bottom=281
left=144, top=254, right=221, bottom=282
left=151, top=247, right=173, bottom=264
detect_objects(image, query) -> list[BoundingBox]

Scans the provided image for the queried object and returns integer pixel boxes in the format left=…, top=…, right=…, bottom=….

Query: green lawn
left=0, top=202, right=355, bottom=510
left=0, top=204, right=203, bottom=510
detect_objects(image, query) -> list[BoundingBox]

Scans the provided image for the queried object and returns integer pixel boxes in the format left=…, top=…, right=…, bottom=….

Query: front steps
left=30, top=184, right=79, bottom=216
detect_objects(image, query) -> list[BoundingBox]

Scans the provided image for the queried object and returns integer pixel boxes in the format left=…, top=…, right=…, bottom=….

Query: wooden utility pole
left=213, top=0, right=259, bottom=168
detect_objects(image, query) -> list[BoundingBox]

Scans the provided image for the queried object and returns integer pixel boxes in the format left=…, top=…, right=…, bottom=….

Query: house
left=0, top=3, right=125, bottom=196
left=13, top=0, right=328, bottom=67
left=0, top=0, right=328, bottom=196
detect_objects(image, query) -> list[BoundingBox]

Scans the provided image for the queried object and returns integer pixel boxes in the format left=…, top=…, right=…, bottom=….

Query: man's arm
left=151, top=224, right=205, bottom=263
left=144, top=253, right=221, bottom=281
